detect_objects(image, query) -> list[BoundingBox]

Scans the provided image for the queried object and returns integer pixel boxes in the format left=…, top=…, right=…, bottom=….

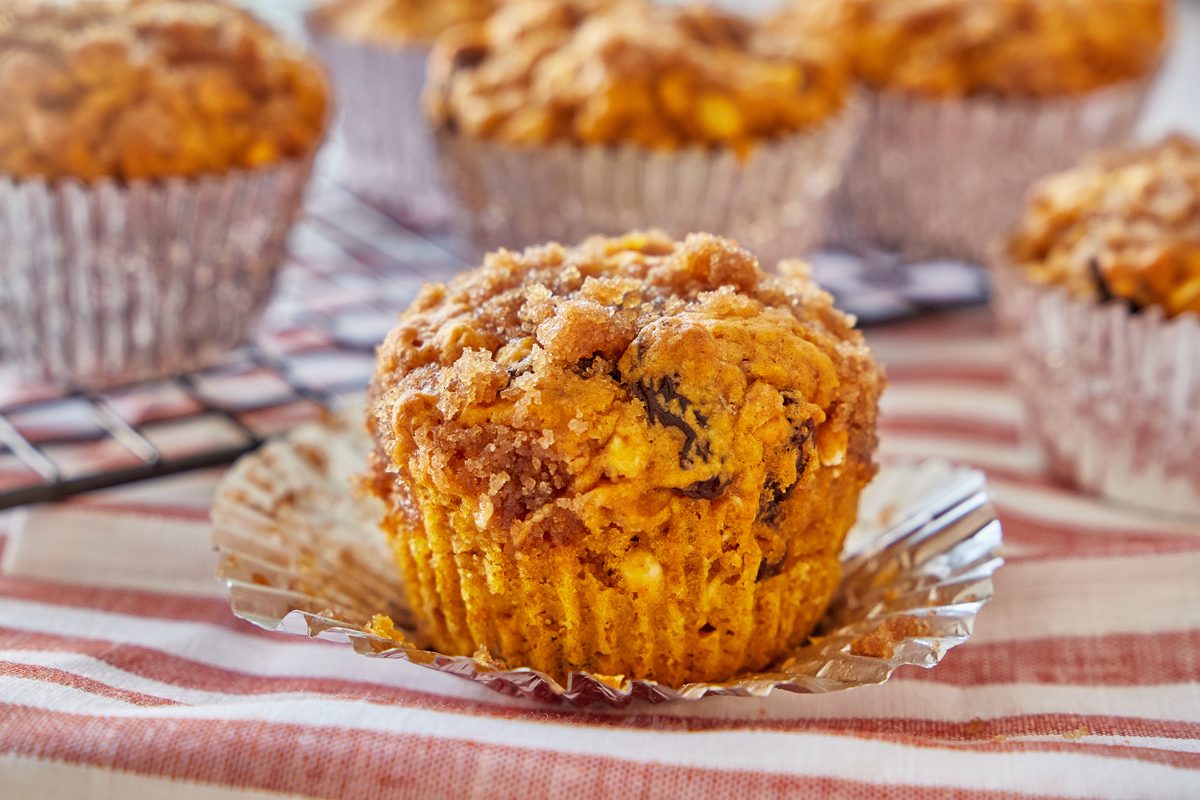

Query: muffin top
left=843, top=0, right=1168, bottom=98
left=1008, top=136, right=1200, bottom=318
left=0, top=0, right=329, bottom=182
left=310, top=0, right=497, bottom=45
left=425, top=0, right=849, bottom=155
left=369, top=231, right=882, bottom=551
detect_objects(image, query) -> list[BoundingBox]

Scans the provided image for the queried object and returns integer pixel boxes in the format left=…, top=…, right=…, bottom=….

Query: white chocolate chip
left=621, top=550, right=663, bottom=592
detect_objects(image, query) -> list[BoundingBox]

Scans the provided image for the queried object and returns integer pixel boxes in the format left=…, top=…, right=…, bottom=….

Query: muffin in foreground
left=306, top=0, right=495, bottom=225
left=993, top=136, right=1200, bottom=516
left=366, top=231, right=884, bottom=685
left=823, top=0, right=1169, bottom=261
left=426, top=0, right=859, bottom=261
left=0, top=0, right=328, bottom=385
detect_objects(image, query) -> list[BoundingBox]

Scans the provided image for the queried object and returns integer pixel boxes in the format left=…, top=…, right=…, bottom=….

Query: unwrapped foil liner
left=307, top=21, right=450, bottom=227
left=211, top=414, right=1003, bottom=706
left=992, top=260, right=1200, bottom=518
left=0, top=159, right=312, bottom=387
left=436, top=101, right=862, bottom=265
left=833, top=80, right=1151, bottom=263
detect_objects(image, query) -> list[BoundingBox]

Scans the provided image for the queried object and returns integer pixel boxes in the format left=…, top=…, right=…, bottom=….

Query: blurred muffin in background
left=366, top=230, right=884, bottom=685
left=307, top=0, right=497, bottom=225
left=428, top=0, right=860, bottom=262
left=827, top=0, right=1171, bottom=261
left=0, top=0, right=328, bottom=386
left=992, top=135, right=1200, bottom=517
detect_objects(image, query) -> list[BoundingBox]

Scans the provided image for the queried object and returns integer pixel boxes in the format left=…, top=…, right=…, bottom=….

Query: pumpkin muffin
left=366, top=231, right=884, bottom=686
left=0, top=0, right=327, bottom=386
left=428, top=0, right=858, bottom=260
left=1008, top=135, right=1200, bottom=318
left=992, top=136, right=1200, bottom=517
left=826, top=0, right=1169, bottom=261
left=0, top=0, right=329, bottom=182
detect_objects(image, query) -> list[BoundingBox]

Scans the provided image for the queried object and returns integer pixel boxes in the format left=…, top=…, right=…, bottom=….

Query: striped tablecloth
left=2, top=308, right=1198, bottom=799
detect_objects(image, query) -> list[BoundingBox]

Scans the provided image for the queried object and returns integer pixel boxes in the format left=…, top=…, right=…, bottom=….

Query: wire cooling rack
left=0, top=176, right=987, bottom=511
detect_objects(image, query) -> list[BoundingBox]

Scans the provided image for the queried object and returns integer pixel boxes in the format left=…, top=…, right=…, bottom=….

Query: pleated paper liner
left=212, top=414, right=1003, bottom=706
left=0, top=158, right=313, bottom=388
left=832, top=79, right=1152, bottom=264
left=306, top=17, right=452, bottom=228
left=435, top=99, right=863, bottom=266
left=991, top=260, right=1200, bottom=518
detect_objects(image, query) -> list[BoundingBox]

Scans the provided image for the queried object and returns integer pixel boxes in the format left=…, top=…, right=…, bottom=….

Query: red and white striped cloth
left=2, top=309, right=1198, bottom=799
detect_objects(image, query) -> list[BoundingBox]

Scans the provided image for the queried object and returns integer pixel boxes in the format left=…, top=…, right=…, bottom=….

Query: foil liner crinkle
left=212, top=415, right=1003, bottom=706
left=307, top=24, right=451, bottom=227
left=437, top=101, right=862, bottom=265
left=992, top=262, right=1200, bottom=518
left=833, top=80, right=1151, bottom=262
left=0, top=160, right=312, bottom=387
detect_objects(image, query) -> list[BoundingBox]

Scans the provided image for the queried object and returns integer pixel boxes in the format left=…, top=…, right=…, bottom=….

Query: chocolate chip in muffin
left=676, top=475, right=728, bottom=500
left=629, top=374, right=710, bottom=468
left=756, top=547, right=789, bottom=582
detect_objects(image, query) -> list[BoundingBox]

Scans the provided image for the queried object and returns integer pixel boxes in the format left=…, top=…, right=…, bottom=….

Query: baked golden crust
left=0, top=0, right=329, bottom=182
left=1008, top=136, right=1200, bottom=318
left=367, top=231, right=883, bottom=685
left=425, top=0, right=849, bottom=155
left=843, top=0, right=1168, bottom=98
left=310, top=0, right=497, bottom=45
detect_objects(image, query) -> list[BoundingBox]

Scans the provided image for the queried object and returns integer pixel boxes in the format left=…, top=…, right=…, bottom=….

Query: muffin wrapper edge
left=0, top=159, right=313, bottom=387
left=992, top=260, right=1200, bottom=518
left=307, top=21, right=451, bottom=228
left=833, top=79, right=1153, bottom=262
left=435, top=100, right=863, bottom=265
left=211, top=414, right=1003, bottom=706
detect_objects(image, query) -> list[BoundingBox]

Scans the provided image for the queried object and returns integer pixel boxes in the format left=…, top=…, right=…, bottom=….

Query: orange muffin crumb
left=366, top=231, right=883, bottom=685
left=425, top=0, right=849, bottom=156
left=842, top=0, right=1168, bottom=98
left=1008, top=136, right=1200, bottom=319
left=0, top=0, right=329, bottom=182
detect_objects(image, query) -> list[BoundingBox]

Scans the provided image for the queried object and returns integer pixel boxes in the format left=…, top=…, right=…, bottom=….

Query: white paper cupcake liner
left=436, top=102, right=862, bottom=265
left=834, top=80, right=1152, bottom=263
left=211, top=413, right=1003, bottom=706
left=992, top=262, right=1200, bottom=518
left=307, top=21, right=450, bottom=228
left=0, top=159, right=312, bottom=388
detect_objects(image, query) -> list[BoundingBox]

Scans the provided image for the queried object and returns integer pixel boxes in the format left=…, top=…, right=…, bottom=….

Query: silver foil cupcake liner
left=436, top=102, right=862, bottom=265
left=211, top=414, right=1003, bottom=707
left=833, top=80, right=1152, bottom=263
left=992, top=262, right=1200, bottom=518
left=0, top=160, right=313, bottom=387
left=307, top=21, right=450, bottom=228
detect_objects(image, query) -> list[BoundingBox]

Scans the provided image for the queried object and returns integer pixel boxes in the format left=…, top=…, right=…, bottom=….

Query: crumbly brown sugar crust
left=843, top=0, right=1167, bottom=98
left=0, top=0, right=329, bottom=182
left=1008, top=136, right=1200, bottom=318
left=425, top=0, right=849, bottom=156
left=367, top=232, right=883, bottom=684
left=310, top=0, right=497, bottom=45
